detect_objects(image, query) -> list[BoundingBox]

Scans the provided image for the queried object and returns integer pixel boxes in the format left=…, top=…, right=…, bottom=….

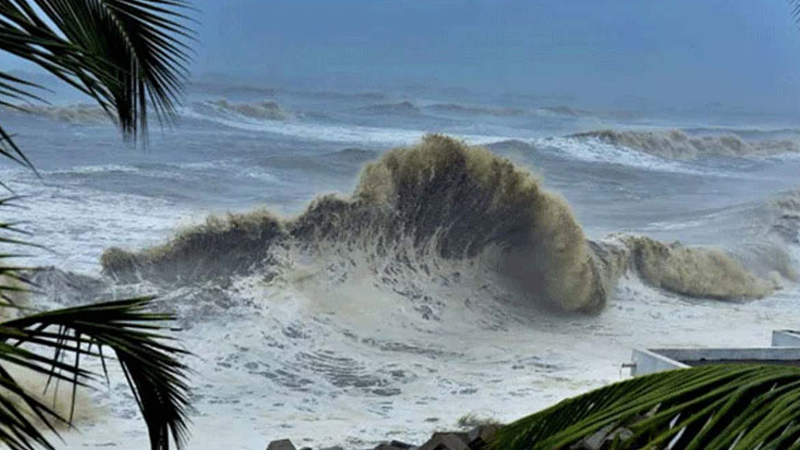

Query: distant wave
left=102, top=135, right=777, bottom=318
left=357, top=101, right=423, bottom=116
left=202, top=99, right=294, bottom=121
left=181, top=106, right=504, bottom=145
left=570, top=129, right=800, bottom=160
left=538, top=105, right=592, bottom=117
left=3, top=99, right=297, bottom=125
left=512, top=137, right=708, bottom=174
left=321, top=147, right=378, bottom=163
left=293, top=90, right=387, bottom=102
left=3, top=104, right=113, bottom=125
left=683, top=126, right=800, bottom=140
left=427, top=103, right=525, bottom=117
left=260, top=148, right=379, bottom=175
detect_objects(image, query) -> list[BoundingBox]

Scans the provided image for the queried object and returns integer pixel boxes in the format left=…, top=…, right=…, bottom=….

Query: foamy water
left=2, top=88, right=800, bottom=449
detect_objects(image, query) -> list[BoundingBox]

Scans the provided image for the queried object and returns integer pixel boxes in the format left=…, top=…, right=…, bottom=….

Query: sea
left=2, top=80, right=800, bottom=449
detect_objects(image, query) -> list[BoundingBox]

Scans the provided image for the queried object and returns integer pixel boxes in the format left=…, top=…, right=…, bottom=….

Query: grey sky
left=3, top=0, right=800, bottom=111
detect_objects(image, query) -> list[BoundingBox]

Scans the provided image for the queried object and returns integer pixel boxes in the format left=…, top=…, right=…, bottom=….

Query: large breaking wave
left=102, top=135, right=780, bottom=314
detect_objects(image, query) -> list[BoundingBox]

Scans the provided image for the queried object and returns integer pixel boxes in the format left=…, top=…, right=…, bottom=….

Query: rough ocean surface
left=2, top=83, right=800, bottom=449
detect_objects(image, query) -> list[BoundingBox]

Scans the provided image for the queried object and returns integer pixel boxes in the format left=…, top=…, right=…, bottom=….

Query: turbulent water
left=3, top=82, right=800, bottom=449
left=571, top=129, right=800, bottom=160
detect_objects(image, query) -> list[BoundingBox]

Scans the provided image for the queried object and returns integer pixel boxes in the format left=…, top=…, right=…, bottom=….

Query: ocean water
left=2, top=83, right=800, bottom=449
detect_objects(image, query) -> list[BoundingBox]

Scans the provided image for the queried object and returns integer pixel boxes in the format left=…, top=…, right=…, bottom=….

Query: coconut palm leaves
left=0, top=1, right=193, bottom=449
left=0, top=0, right=193, bottom=157
left=491, top=364, right=800, bottom=450
left=0, top=297, right=191, bottom=450
left=792, top=0, right=800, bottom=25
left=0, top=197, right=192, bottom=450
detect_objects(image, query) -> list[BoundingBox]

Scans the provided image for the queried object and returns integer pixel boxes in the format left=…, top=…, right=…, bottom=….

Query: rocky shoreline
left=266, top=424, right=501, bottom=450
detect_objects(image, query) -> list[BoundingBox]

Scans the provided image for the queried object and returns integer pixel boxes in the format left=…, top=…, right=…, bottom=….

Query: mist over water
left=3, top=75, right=800, bottom=448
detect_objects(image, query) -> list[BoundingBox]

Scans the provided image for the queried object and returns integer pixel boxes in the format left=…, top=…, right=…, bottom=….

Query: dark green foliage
left=0, top=0, right=193, bottom=158
left=0, top=297, right=191, bottom=450
left=0, top=1, right=194, bottom=449
left=491, top=364, right=800, bottom=450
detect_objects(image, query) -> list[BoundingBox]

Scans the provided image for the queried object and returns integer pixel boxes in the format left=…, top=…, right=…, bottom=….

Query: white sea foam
left=532, top=136, right=714, bottom=174
left=180, top=106, right=506, bottom=146
left=8, top=95, right=800, bottom=450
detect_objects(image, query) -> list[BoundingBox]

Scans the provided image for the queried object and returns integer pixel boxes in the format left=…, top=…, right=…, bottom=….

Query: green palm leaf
left=0, top=0, right=193, bottom=148
left=791, top=0, right=800, bottom=24
left=0, top=202, right=192, bottom=450
left=0, top=297, right=192, bottom=450
left=491, top=364, right=800, bottom=450
left=0, top=1, right=195, bottom=449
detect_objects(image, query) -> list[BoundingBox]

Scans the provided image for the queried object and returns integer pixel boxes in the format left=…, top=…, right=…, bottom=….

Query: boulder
left=373, top=441, right=416, bottom=450
left=267, top=439, right=297, bottom=450
left=467, top=425, right=501, bottom=449
left=417, top=432, right=470, bottom=450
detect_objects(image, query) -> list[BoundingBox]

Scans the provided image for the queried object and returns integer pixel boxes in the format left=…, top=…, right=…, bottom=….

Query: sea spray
left=102, top=135, right=777, bottom=312
left=101, top=211, right=285, bottom=284
left=594, top=235, right=776, bottom=300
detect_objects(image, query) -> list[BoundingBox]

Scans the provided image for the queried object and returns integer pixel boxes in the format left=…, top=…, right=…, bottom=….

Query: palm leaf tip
left=0, top=0, right=194, bottom=144
left=0, top=297, right=192, bottom=450
left=491, top=364, right=800, bottom=450
left=791, top=0, right=800, bottom=24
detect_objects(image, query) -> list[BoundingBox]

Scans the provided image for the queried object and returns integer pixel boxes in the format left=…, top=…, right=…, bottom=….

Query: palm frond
left=791, top=0, right=800, bottom=24
left=0, top=197, right=36, bottom=304
left=0, top=0, right=193, bottom=144
left=0, top=120, right=35, bottom=174
left=491, top=364, right=800, bottom=450
left=0, top=201, right=191, bottom=450
left=0, top=297, right=192, bottom=450
left=0, top=2, right=195, bottom=450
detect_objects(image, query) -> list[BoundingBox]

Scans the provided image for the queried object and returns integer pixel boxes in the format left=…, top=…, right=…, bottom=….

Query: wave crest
left=6, top=104, right=113, bottom=125
left=571, top=129, right=800, bottom=160
left=594, top=235, right=776, bottom=300
left=205, top=99, right=293, bottom=121
left=102, top=135, right=778, bottom=314
left=427, top=103, right=524, bottom=117
left=357, top=101, right=422, bottom=116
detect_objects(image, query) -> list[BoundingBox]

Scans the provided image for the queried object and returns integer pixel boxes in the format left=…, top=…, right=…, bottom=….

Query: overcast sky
left=4, top=0, right=800, bottom=111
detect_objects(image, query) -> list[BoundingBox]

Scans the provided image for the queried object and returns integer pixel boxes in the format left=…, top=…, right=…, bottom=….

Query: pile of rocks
left=266, top=424, right=501, bottom=450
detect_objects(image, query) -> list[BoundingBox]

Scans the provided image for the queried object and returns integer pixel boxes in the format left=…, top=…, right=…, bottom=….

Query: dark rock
left=467, top=425, right=501, bottom=449
left=607, top=427, right=634, bottom=443
left=417, top=432, right=470, bottom=450
left=569, top=422, right=635, bottom=450
left=374, top=444, right=410, bottom=450
left=373, top=441, right=416, bottom=450
left=570, top=423, right=616, bottom=450
left=267, top=439, right=297, bottom=450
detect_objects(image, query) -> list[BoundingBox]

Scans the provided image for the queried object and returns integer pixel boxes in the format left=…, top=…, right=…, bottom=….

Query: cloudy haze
left=4, top=0, right=800, bottom=112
